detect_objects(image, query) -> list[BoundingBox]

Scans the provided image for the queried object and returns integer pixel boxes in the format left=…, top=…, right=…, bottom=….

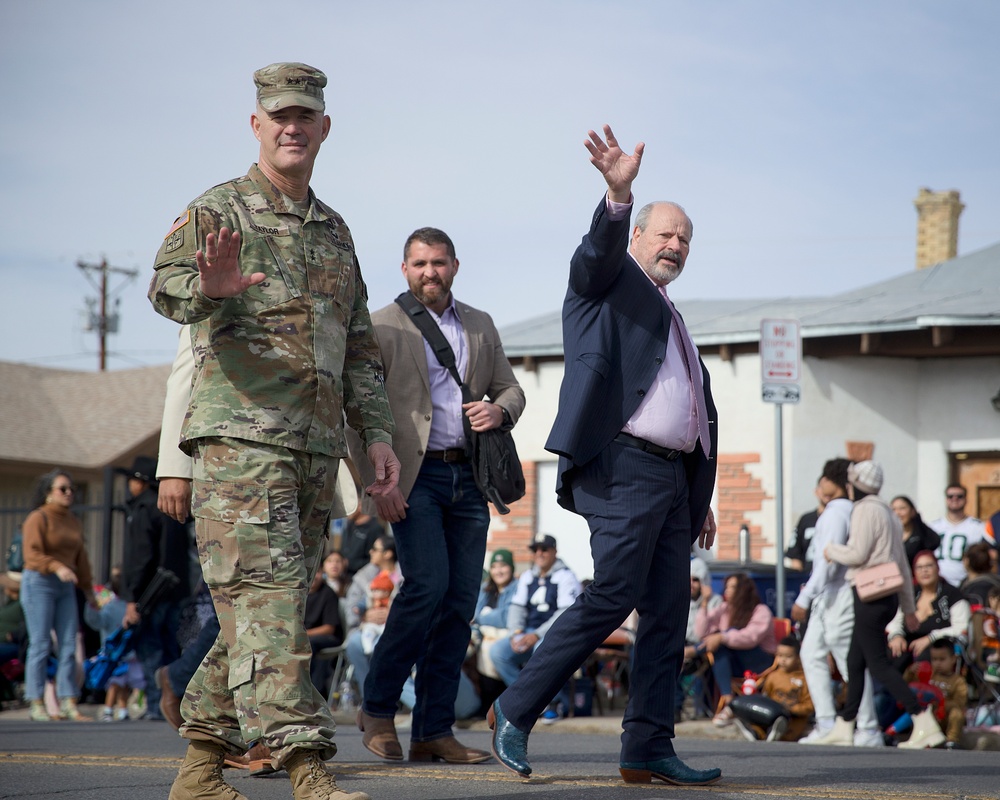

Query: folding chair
left=314, top=600, right=352, bottom=710
left=584, top=624, right=635, bottom=715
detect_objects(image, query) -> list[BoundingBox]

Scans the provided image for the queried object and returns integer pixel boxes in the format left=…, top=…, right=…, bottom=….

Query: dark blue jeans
left=135, top=601, right=182, bottom=716
left=710, top=644, right=775, bottom=693
left=166, top=609, right=221, bottom=699
left=363, top=459, right=489, bottom=741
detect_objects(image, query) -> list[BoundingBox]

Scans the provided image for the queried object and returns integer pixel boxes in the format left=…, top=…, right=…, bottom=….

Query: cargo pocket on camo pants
left=192, top=479, right=273, bottom=587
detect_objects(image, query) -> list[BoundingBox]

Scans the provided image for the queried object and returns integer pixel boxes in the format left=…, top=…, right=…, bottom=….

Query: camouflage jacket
left=148, top=164, right=393, bottom=457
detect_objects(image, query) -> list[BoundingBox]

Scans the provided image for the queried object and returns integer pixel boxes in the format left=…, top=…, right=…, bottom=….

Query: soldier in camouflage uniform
left=148, top=62, right=398, bottom=800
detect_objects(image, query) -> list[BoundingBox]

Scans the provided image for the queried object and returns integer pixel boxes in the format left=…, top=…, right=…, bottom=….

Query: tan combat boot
left=168, top=741, right=249, bottom=800
left=285, top=749, right=371, bottom=800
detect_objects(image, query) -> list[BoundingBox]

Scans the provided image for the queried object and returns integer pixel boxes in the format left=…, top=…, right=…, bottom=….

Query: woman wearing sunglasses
left=20, top=469, right=96, bottom=721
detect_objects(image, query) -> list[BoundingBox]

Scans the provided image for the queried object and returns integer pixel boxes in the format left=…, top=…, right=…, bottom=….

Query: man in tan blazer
left=355, top=227, right=525, bottom=765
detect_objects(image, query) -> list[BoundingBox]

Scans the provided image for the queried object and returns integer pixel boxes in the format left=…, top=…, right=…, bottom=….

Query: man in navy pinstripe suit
left=489, top=125, right=721, bottom=786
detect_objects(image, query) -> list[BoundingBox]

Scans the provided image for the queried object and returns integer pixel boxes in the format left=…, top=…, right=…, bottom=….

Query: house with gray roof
left=0, top=361, right=171, bottom=579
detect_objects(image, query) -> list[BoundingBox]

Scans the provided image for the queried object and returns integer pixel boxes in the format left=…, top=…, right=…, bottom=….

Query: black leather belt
left=424, top=448, right=468, bottom=463
left=613, top=432, right=682, bottom=461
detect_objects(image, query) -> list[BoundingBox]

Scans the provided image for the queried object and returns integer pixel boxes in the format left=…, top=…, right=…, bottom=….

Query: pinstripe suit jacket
left=545, top=197, right=718, bottom=540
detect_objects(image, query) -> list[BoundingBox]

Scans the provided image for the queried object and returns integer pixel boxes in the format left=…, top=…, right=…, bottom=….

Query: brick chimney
left=913, top=188, right=963, bottom=269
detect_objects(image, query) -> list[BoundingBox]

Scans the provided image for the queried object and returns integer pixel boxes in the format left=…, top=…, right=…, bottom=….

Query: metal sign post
left=760, top=319, right=802, bottom=618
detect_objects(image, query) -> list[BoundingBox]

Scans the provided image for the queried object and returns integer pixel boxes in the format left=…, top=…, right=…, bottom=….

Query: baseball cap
left=254, top=62, right=326, bottom=112
left=529, top=534, right=557, bottom=551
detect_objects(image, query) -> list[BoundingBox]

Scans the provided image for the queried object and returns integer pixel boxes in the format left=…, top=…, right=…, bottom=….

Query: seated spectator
left=694, top=571, right=777, bottom=727
left=960, top=542, right=1000, bottom=607
left=345, top=541, right=479, bottom=721
left=340, top=505, right=386, bottom=580
left=490, top=535, right=581, bottom=717
left=472, top=549, right=518, bottom=715
left=84, top=566, right=145, bottom=722
left=0, top=571, right=25, bottom=670
left=305, top=568, right=345, bottom=698
left=732, top=635, right=814, bottom=742
left=901, top=638, right=966, bottom=749
left=976, top=586, right=1000, bottom=683
left=891, top=496, right=941, bottom=568
left=359, top=571, right=396, bottom=656
left=679, top=557, right=721, bottom=720
left=887, top=551, right=970, bottom=671
left=322, top=550, right=351, bottom=598
left=344, top=535, right=400, bottom=632
left=344, top=536, right=407, bottom=705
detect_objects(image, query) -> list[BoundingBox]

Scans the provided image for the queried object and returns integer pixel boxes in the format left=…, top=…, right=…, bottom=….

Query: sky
left=1, top=0, right=998, bottom=371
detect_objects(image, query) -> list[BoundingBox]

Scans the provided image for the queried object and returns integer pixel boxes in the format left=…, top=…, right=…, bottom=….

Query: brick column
left=716, top=453, right=768, bottom=561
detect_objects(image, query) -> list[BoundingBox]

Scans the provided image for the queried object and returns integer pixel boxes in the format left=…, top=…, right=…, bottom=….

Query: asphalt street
left=1, top=706, right=997, bottom=800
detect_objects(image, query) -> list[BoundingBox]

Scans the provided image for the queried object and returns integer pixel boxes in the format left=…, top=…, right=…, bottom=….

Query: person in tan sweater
left=20, top=469, right=96, bottom=722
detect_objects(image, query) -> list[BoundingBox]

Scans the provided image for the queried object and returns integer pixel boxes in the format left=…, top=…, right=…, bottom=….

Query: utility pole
left=77, top=258, right=138, bottom=371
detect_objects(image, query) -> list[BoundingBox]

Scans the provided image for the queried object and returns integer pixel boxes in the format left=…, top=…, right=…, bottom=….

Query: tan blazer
left=353, top=298, right=525, bottom=501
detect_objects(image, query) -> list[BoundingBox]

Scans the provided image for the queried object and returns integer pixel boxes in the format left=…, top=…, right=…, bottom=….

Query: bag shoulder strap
left=394, top=292, right=472, bottom=404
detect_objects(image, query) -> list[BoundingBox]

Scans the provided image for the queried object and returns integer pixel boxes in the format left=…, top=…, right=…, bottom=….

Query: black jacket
left=121, top=486, right=192, bottom=606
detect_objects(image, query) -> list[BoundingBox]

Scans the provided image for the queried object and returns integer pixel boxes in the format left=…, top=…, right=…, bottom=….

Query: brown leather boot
left=168, top=741, right=248, bottom=800
left=222, top=743, right=278, bottom=776
left=356, top=709, right=402, bottom=761
left=156, top=667, right=184, bottom=730
left=285, top=749, right=371, bottom=800
left=409, top=735, right=491, bottom=764
left=247, top=742, right=278, bottom=776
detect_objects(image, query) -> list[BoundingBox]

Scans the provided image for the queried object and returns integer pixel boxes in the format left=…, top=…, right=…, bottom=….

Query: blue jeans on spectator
left=135, top=602, right=182, bottom=718
left=166, top=608, right=221, bottom=700
left=363, top=460, right=490, bottom=742
left=21, top=569, right=79, bottom=701
left=347, top=627, right=416, bottom=708
left=710, top=644, right=775, bottom=693
left=490, top=634, right=539, bottom=688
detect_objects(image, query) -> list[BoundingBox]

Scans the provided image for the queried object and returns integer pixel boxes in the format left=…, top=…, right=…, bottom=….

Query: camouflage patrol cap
left=254, top=62, right=326, bottom=112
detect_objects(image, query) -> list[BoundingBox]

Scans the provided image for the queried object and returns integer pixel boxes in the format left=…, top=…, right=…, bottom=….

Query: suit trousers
left=498, top=442, right=692, bottom=762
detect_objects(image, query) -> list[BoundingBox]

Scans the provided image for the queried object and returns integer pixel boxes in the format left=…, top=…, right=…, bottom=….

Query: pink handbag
left=855, top=561, right=904, bottom=602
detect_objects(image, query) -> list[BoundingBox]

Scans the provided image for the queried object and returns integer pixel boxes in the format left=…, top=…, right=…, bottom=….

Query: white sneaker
left=854, top=728, right=885, bottom=748
left=734, top=718, right=760, bottom=742
left=766, top=716, right=788, bottom=742
left=799, top=722, right=833, bottom=743
left=712, top=705, right=734, bottom=727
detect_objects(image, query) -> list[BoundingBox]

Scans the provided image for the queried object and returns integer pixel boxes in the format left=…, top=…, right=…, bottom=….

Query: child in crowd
left=982, top=586, right=999, bottom=683
left=732, top=636, right=814, bottom=742
left=83, top=567, right=145, bottom=722
left=360, top=570, right=396, bottom=656
left=902, top=638, right=966, bottom=748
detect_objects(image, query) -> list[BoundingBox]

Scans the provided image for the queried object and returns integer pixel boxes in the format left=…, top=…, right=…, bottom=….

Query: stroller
left=959, top=607, right=1000, bottom=729
left=84, top=567, right=180, bottom=692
